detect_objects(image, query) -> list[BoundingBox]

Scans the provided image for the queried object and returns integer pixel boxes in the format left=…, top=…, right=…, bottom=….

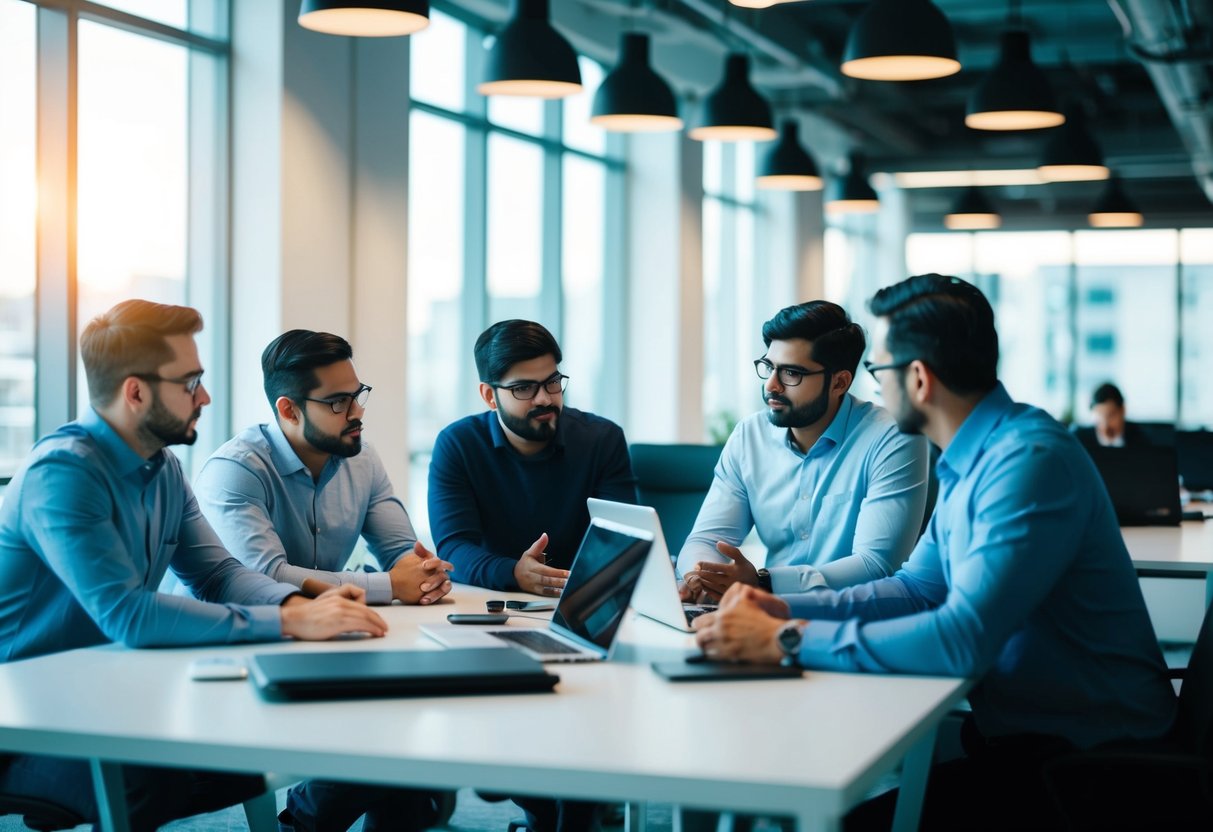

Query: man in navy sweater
left=429, top=319, right=638, bottom=596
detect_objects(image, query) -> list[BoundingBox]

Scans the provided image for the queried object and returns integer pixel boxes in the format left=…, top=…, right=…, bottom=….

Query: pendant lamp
left=478, top=0, right=582, bottom=99
left=1037, top=107, right=1109, bottom=182
left=825, top=153, right=880, bottom=214
left=688, top=54, right=777, bottom=142
left=756, top=121, right=823, bottom=191
left=841, top=0, right=960, bottom=82
left=944, top=187, right=1001, bottom=229
left=1088, top=177, right=1143, bottom=227
left=591, top=33, right=682, bottom=132
left=298, top=0, right=430, bottom=37
left=966, top=30, right=1063, bottom=131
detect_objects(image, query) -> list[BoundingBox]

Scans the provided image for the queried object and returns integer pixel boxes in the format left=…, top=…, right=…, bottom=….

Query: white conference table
left=0, top=584, right=969, bottom=832
left=1122, top=512, right=1213, bottom=607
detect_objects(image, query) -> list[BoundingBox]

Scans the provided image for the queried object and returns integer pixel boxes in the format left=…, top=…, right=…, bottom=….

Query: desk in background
left=1123, top=513, right=1213, bottom=608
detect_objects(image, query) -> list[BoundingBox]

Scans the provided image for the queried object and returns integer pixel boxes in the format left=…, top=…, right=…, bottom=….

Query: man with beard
left=429, top=319, right=638, bottom=596
left=693, top=275, right=1177, bottom=830
left=0, top=300, right=389, bottom=832
left=189, top=329, right=452, bottom=832
left=678, top=301, right=929, bottom=600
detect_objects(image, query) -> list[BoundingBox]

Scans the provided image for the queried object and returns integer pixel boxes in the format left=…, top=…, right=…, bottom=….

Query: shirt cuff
left=364, top=571, right=394, bottom=605
left=797, top=618, right=847, bottom=669
left=250, top=603, right=286, bottom=641
left=769, top=565, right=829, bottom=595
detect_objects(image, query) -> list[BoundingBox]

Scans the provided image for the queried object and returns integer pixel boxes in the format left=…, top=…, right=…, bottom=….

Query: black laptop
left=248, top=647, right=559, bottom=702
left=1087, top=445, right=1182, bottom=526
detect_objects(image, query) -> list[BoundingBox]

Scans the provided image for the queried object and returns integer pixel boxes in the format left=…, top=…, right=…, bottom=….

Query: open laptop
left=421, top=518, right=653, bottom=662
left=1088, top=445, right=1182, bottom=526
left=587, top=498, right=716, bottom=632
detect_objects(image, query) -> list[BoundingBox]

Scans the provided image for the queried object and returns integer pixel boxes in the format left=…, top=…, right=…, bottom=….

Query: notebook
left=421, top=518, right=652, bottom=662
left=586, top=498, right=717, bottom=632
left=247, top=648, right=559, bottom=701
left=1087, top=445, right=1182, bottom=527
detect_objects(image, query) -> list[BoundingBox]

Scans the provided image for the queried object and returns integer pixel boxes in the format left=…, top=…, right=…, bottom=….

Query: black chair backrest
left=1175, top=600, right=1213, bottom=762
left=1177, top=429, right=1213, bottom=491
left=629, top=443, right=722, bottom=559
left=1136, top=421, right=1177, bottom=448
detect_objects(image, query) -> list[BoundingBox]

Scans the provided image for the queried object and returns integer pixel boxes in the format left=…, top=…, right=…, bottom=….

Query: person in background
left=1074, top=382, right=1152, bottom=449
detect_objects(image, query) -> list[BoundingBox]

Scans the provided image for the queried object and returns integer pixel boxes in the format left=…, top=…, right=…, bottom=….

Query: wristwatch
left=756, top=567, right=772, bottom=592
left=776, top=621, right=803, bottom=666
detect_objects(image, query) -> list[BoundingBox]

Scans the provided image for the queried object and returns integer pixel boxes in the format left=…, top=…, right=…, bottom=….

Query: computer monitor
left=1087, top=445, right=1182, bottom=526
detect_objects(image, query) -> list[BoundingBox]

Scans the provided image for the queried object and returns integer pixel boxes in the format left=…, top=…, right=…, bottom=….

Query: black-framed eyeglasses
left=863, top=359, right=913, bottom=381
left=134, top=371, right=205, bottom=396
left=493, top=373, right=569, bottom=401
left=753, top=358, right=828, bottom=388
left=303, top=384, right=372, bottom=414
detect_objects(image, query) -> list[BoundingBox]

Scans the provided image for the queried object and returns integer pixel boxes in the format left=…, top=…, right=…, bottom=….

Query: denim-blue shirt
left=788, top=384, right=1176, bottom=748
left=678, top=395, right=929, bottom=592
left=188, top=421, right=418, bottom=604
left=0, top=409, right=292, bottom=662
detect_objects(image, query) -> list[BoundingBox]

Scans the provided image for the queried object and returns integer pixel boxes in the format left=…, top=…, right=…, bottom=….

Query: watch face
left=778, top=622, right=802, bottom=655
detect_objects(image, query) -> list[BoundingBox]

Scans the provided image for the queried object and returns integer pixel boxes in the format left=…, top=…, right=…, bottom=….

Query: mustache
left=527, top=406, right=559, bottom=419
left=766, top=394, right=792, bottom=407
left=342, top=420, right=363, bottom=435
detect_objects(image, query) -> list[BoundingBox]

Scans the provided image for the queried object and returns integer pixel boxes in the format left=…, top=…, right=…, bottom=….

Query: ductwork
left=1110, top=0, right=1213, bottom=203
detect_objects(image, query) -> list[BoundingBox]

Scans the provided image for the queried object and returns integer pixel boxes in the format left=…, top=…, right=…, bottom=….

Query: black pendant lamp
left=965, top=30, right=1063, bottom=130
left=298, top=0, right=430, bottom=36
left=944, top=187, right=1001, bottom=229
left=478, top=0, right=582, bottom=99
left=688, top=54, right=777, bottom=142
left=728, top=0, right=792, bottom=8
left=1088, top=177, right=1143, bottom=227
left=841, top=0, right=960, bottom=82
left=825, top=153, right=880, bottom=214
left=1037, top=107, right=1109, bottom=182
left=756, top=121, right=822, bottom=191
left=591, top=33, right=682, bottom=133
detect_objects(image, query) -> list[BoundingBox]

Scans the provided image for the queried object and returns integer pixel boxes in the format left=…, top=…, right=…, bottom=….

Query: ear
left=478, top=383, right=497, bottom=410
left=275, top=396, right=301, bottom=425
left=905, top=360, right=932, bottom=406
left=832, top=369, right=854, bottom=396
left=120, top=376, right=148, bottom=411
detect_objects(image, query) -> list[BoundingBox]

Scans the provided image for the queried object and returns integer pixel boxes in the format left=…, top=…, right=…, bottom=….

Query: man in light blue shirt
left=679, top=301, right=928, bottom=597
left=694, top=275, right=1177, bottom=829
left=0, top=300, right=387, bottom=832
left=194, top=329, right=452, bottom=832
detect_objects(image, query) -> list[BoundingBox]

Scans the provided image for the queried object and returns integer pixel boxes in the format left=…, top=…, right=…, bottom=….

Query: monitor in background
left=1177, top=430, right=1213, bottom=492
left=1087, top=445, right=1182, bottom=527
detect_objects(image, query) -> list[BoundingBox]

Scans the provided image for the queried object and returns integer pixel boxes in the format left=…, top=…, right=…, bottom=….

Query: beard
left=303, top=416, right=363, bottom=458
left=893, top=392, right=927, bottom=435
left=140, top=392, right=201, bottom=448
left=765, top=380, right=831, bottom=430
left=497, top=401, right=560, bottom=443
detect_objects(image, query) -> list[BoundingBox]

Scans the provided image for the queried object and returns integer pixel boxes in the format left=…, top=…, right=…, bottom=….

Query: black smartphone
left=447, top=613, right=509, bottom=625
left=506, top=600, right=556, bottom=612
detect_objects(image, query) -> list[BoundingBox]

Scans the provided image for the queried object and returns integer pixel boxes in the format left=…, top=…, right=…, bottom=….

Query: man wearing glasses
left=429, top=319, right=638, bottom=597
left=679, top=301, right=929, bottom=600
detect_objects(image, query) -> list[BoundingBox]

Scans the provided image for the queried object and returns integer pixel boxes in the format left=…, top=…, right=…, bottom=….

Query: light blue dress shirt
left=789, top=384, right=1177, bottom=749
left=190, top=422, right=418, bottom=605
left=0, top=409, right=292, bottom=662
left=678, top=395, right=929, bottom=592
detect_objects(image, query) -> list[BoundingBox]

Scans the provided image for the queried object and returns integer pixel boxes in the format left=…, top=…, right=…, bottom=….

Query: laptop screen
left=551, top=520, right=652, bottom=651
left=1088, top=445, right=1181, bottom=525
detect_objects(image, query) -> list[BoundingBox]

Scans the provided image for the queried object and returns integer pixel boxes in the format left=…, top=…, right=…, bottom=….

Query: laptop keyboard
left=492, top=630, right=582, bottom=655
left=683, top=606, right=718, bottom=625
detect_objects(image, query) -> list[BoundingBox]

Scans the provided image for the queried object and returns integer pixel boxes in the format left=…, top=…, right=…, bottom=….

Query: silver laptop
left=586, top=498, right=717, bottom=633
left=421, top=518, right=653, bottom=663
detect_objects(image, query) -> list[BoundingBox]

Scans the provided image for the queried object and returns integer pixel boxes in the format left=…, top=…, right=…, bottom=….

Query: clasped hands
left=679, top=541, right=760, bottom=603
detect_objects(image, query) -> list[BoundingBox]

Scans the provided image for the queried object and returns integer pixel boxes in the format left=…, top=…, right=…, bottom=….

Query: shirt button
left=800, top=533, right=809, bottom=540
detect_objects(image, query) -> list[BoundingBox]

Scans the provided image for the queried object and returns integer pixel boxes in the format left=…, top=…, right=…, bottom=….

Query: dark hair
left=474, top=320, right=562, bottom=383
left=868, top=273, right=999, bottom=396
left=1091, top=382, right=1124, bottom=409
left=761, top=301, right=866, bottom=375
left=80, top=299, right=204, bottom=406
left=261, top=330, right=353, bottom=408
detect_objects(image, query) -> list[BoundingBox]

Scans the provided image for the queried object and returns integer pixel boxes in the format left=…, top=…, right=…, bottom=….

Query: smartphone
left=447, top=613, right=509, bottom=625
left=506, top=600, right=556, bottom=612
left=188, top=658, right=249, bottom=681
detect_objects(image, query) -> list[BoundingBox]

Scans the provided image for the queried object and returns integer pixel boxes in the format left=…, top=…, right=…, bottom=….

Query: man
left=0, top=300, right=387, bottom=832
left=1074, top=382, right=1152, bottom=450
left=429, top=319, right=637, bottom=596
left=192, top=329, right=453, bottom=832
left=428, top=319, right=636, bottom=832
left=679, top=301, right=928, bottom=600
left=694, top=275, right=1177, bottom=829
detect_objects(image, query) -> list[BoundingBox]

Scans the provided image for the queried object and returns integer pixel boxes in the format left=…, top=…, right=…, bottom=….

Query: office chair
left=628, top=443, right=722, bottom=557
left=0, top=795, right=85, bottom=831
left=1042, top=601, right=1213, bottom=831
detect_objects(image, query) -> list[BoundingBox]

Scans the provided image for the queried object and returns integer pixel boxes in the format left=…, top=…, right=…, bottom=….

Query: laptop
left=247, top=648, right=559, bottom=702
left=587, top=498, right=717, bottom=632
left=421, top=518, right=653, bottom=662
left=1088, top=445, right=1182, bottom=526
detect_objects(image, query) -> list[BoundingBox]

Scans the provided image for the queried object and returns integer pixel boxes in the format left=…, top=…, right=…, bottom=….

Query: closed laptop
left=1087, top=445, right=1182, bottom=527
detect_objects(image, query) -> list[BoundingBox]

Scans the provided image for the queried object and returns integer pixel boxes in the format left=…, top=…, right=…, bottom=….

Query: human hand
left=280, top=583, right=388, bottom=640
left=692, top=583, right=795, bottom=663
left=693, top=542, right=760, bottom=600
left=512, top=533, right=569, bottom=596
left=390, top=542, right=454, bottom=605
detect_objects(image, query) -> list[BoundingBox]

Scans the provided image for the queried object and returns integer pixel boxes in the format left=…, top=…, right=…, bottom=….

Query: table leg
left=795, top=810, right=839, bottom=832
left=89, top=759, right=130, bottom=832
left=625, top=800, right=648, bottom=832
left=891, top=725, right=938, bottom=832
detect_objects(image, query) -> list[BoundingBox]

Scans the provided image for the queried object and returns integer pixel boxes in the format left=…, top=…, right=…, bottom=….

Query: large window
left=406, top=11, right=623, bottom=534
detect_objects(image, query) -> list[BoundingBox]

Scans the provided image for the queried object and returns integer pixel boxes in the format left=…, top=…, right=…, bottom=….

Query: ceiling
left=560, top=0, right=1213, bottom=229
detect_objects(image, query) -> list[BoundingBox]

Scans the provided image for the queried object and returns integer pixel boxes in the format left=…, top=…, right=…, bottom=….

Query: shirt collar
left=937, top=383, right=1013, bottom=481
left=80, top=407, right=165, bottom=479
left=781, top=393, right=855, bottom=457
left=265, top=420, right=310, bottom=477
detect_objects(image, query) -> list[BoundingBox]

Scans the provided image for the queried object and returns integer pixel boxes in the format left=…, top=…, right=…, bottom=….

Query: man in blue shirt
left=428, top=319, right=636, bottom=831
left=693, top=275, right=1177, bottom=829
left=679, top=301, right=928, bottom=598
left=193, top=329, right=453, bottom=832
left=0, top=300, right=388, bottom=832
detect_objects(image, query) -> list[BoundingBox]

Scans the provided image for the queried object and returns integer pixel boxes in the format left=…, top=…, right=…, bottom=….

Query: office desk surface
left=0, top=585, right=969, bottom=830
left=1122, top=516, right=1213, bottom=574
